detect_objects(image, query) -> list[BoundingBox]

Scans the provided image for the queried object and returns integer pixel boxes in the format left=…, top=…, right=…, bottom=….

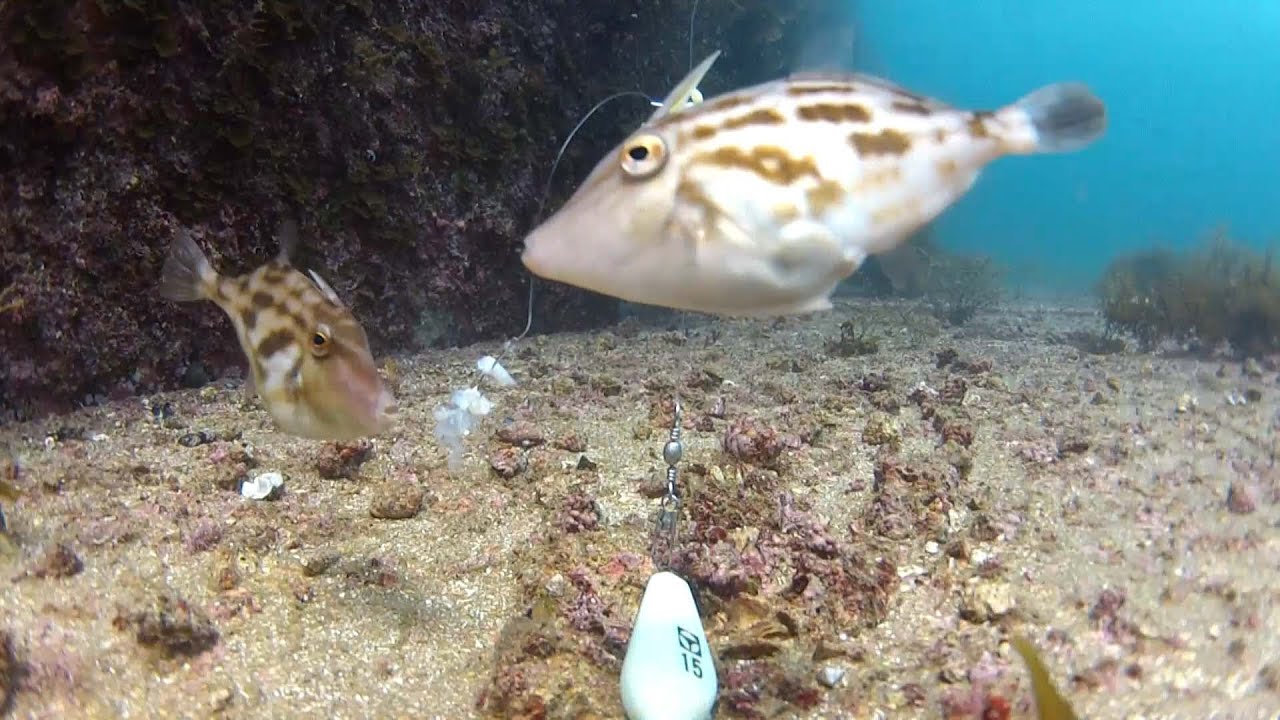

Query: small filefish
left=522, top=51, right=1107, bottom=316
left=158, top=221, right=397, bottom=441
left=1011, top=635, right=1080, bottom=720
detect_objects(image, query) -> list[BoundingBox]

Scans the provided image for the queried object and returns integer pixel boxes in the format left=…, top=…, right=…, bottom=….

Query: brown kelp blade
left=1010, top=635, right=1079, bottom=720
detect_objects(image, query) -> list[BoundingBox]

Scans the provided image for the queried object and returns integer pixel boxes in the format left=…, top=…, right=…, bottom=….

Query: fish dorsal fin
left=787, top=68, right=861, bottom=84
left=276, top=219, right=300, bottom=264
left=788, top=68, right=947, bottom=107
left=307, top=269, right=345, bottom=308
left=648, top=50, right=721, bottom=122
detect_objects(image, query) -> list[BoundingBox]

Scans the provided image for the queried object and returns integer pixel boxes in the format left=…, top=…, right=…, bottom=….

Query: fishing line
left=498, top=0, right=706, bottom=369
left=460, top=5, right=721, bottom=715
left=507, top=90, right=655, bottom=347
left=445, top=86, right=665, bottom=478
left=688, top=0, right=701, bottom=72
left=616, top=6, right=722, bottom=717
left=475, top=89, right=658, bottom=388
left=534, top=91, right=655, bottom=223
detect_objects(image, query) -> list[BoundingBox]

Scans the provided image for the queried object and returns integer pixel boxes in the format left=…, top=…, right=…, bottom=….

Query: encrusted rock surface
left=0, top=0, right=841, bottom=419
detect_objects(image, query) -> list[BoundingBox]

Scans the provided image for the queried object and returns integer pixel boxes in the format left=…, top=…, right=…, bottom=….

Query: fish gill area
left=0, top=296, right=1277, bottom=718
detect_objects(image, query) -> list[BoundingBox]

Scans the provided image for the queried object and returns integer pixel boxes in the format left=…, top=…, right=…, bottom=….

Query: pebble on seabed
left=241, top=471, right=284, bottom=500
left=817, top=666, right=845, bottom=688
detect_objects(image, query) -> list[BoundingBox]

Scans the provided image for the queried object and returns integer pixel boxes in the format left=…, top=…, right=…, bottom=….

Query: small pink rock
left=488, top=447, right=526, bottom=478
left=495, top=421, right=545, bottom=448
left=1226, top=482, right=1257, bottom=515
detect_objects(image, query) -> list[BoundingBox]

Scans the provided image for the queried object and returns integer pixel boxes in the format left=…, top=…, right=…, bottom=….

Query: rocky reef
left=0, top=0, right=845, bottom=420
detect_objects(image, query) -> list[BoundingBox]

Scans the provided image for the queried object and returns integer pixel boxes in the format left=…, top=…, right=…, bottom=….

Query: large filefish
left=521, top=51, right=1106, bottom=316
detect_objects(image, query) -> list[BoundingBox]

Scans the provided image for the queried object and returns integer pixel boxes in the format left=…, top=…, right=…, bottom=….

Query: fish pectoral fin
left=671, top=194, right=748, bottom=265
left=773, top=220, right=864, bottom=284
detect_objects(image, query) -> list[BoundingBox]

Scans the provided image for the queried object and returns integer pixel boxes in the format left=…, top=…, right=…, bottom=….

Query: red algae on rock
left=113, top=594, right=219, bottom=657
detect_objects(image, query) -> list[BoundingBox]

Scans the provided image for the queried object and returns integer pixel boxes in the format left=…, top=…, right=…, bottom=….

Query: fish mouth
left=366, top=387, right=398, bottom=431
left=520, top=224, right=605, bottom=291
left=334, top=383, right=397, bottom=439
left=519, top=232, right=550, bottom=279
left=376, top=388, right=398, bottom=419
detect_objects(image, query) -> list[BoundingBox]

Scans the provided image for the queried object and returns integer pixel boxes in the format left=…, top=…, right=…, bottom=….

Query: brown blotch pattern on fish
left=699, top=146, right=820, bottom=185
left=852, top=166, right=903, bottom=193
left=797, top=103, right=873, bottom=124
left=251, top=291, right=275, bottom=309
left=806, top=180, right=846, bottom=215
left=967, top=112, right=993, bottom=139
left=675, top=179, right=717, bottom=224
left=691, top=124, right=717, bottom=140
left=260, top=264, right=289, bottom=284
left=240, top=308, right=259, bottom=330
left=282, top=295, right=307, bottom=320
left=703, top=94, right=752, bottom=114
left=771, top=202, right=801, bottom=223
left=891, top=100, right=934, bottom=116
left=255, top=305, right=305, bottom=335
left=655, top=93, right=752, bottom=130
left=287, top=273, right=317, bottom=295
left=849, top=129, right=912, bottom=157
left=685, top=108, right=788, bottom=143
left=933, top=128, right=949, bottom=143
left=723, top=108, right=787, bottom=130
left=256, top=329, right=294, bottom=359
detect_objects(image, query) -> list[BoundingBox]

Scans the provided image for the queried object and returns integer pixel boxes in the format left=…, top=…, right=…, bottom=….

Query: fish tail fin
left=276, top=219, right=300, bottom=263
left=158, top=230, right=217, bottom=302
left=1010, top=82, right=1107, bottom=153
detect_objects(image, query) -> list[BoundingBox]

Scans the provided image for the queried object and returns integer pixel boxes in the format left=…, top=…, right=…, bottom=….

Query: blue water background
left=845, top=1, right=1280, bottom=294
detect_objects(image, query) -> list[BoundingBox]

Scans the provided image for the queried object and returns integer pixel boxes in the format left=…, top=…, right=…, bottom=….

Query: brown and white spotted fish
left=158, top=221, right=397, bottom=440
left=521, top=51, right=1107, bottom=316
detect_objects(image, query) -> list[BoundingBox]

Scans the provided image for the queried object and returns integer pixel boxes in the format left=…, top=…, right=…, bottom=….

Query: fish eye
left=311, top=329, right=331, bottom=357
left=619, top=134, right=667, bottom=178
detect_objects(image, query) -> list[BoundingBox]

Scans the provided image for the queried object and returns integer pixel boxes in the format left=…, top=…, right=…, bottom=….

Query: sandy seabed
left=0, top=298, right=1277, bottom=720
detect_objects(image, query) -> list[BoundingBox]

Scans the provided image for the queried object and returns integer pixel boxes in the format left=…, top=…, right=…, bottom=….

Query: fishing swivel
left=651, top=396, right=684, bottom=566
left=619, top=395, right=719, bottom=720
